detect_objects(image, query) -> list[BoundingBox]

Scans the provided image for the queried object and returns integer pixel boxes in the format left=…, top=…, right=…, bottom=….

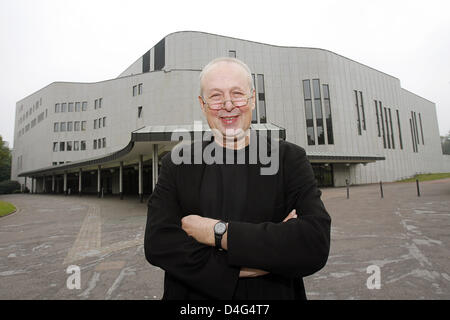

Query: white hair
left=199, top=57, right=254, bottom=96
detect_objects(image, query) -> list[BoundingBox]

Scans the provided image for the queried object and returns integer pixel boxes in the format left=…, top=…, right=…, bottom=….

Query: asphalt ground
left=0, top=178, right=449, bottom=300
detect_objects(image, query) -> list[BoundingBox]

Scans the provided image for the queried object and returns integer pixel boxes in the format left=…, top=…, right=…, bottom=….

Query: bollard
left=380, top=181, right=384, bottom=198
left=346, top=179, right=349, bottom=199
left=416, top=179, right=420, bottom=197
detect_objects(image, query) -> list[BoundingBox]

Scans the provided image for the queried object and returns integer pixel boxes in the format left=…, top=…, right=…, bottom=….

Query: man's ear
left=198, top=96, right=206, bottom=114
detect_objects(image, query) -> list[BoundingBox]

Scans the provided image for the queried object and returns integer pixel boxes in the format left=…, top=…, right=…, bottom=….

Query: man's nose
left=223, top=100, right=235, bottom=112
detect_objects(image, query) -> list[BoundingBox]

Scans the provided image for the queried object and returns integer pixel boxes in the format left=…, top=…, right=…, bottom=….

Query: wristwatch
left=214, top=221, right=227, bottom=250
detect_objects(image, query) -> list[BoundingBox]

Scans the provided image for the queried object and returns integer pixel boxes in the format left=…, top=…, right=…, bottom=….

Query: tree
left=0, top=135, right=12, bottom=182
left=441, top=130, right=450, bottom=155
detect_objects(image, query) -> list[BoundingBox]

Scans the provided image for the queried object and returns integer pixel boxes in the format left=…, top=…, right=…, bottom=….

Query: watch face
left=214, top=222, right=226, bottom=235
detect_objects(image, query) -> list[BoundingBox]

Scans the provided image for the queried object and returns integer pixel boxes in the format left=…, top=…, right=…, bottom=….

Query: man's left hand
left=181, top=214, right=218, bottom=247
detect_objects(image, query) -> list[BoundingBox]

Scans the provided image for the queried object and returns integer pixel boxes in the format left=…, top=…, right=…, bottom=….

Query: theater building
left=10, top=31, right=448, bottom=199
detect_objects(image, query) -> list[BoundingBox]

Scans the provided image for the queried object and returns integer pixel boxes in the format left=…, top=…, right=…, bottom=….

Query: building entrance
left=311, top=163, right=334, bottom=187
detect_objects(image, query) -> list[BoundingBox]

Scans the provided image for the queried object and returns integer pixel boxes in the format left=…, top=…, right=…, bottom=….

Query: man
left=144, top=57, right=331, bottom=299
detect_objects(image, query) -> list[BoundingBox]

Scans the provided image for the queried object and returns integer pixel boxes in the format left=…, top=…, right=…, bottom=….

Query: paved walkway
left=0, top=179, right=449, bottom=299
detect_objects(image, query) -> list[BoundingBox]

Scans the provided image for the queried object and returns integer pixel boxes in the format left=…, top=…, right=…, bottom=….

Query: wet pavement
left=1, top=178, right=449, bottom=299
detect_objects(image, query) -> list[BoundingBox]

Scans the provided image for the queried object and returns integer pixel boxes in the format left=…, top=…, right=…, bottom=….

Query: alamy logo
left=66, top=265, right=81, bottom=290
left=170, top=121, right=280, bottom=175
left=366, top=265, right=381, bottom=289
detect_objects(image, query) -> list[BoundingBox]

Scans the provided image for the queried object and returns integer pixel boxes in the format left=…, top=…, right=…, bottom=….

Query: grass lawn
left=399, top=172, right=450, bottom=183
left=0, top=200, right=16, bottom=217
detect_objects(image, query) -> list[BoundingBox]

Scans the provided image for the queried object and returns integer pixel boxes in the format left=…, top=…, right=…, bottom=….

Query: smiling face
left=199, top=60, right=255, bottom=146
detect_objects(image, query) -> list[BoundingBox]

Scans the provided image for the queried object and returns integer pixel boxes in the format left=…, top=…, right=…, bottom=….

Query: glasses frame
left=201, top=93, right=254, bottom=111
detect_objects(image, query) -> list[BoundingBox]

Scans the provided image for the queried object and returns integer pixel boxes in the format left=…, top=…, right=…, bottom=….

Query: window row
left=375, top=101, right=407, bottom=151
left=55, top=102, right=88, bottom=113
left=302, top=79, right=334, bottom=145
left=94, top=98, right=103, bottom=109
left=19, top=98, right=42, bottom=122
left=93, top=117, right=106, bottom=129
left=93, top=138, right=106, bottom=149
left=53, top=140, right=87, bottom=152
left=18, top=109, right=48, bottom=138
left=132, top=83, right=143, bottom=96
left=54, top=121, right=87, bottom=132
left=409, top=111, right=424, bottom=153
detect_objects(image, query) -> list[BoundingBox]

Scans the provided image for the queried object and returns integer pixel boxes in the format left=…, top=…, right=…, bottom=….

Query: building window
left=67, top=141, right=73, bottom=151
left=61, top=103, right=67, bottom=112
left=98, top=138, right=102, bottom=149
left=257, top=74, right=267, bottom=123
left=414, top=112, right=420, bottom=146
left=138, top=106, right=143, bottom=118
left=74, top=141, right=79, bottom=151
left=53, top=142, right=58, bottom=152
left=302, top=80, right=315, bottom=145
left=322, top=84, right=334, bottom=144
left=98, top=98, right=102, bottom=108
left=410, top=118, right=417, bottom=153
left=60, top=122, right=66, bottom=132
left=74, top=121, right=80, bottom=131
left=60, top=141, right=65, bottom=151
left=75, top=102, right=81, bottom=112
left=375, top=101, right=381, bottom=137
left=138, top=83, right=143, bottom=95
left=81, top=140, right=86, bottom=150
left=81, top=121, right=86, bottom=131
left=52, top=162, right=57, bottom=166
left=102, top=137, right=106, bottom=148
left=55, top=103, right=60, bottom=113
left=154, top=37, right=165, bottom=71
left=228, top=50, right=236, bottom=58
left=396, top=110, right=403, bottom=150
left=103, top=117, right=106, bottom=127
left=379, top=101, right=386, bottom=148
left=251, top=74, right=257, bottom=123
left=82, top=101, right=87, bottom=111
left=93, top=139, right=97, bottom=149
left=133, top=85, right=137, bottom=96
left=54, top=122, right=59, bottom=132
left=388, top=108, right=395, bottom=149
left=359, top=91, right=366, bottom=130
left=384, top=107, right=391, bottom=149
left=67, top=121, right=73, bottom=132
left=313, top=79, right=325, bottom=145
left=354, top=91, right=362, bottom=135
left=68, top=103, right=74, bottom=112
left=418, top=113, right=424, bottom=144
left=98, top=118, right=102, bottom=128
left=94, top=119, right=97, bottom=129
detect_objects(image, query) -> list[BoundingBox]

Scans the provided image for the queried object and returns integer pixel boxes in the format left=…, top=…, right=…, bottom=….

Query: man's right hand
left=239, top=209, right=298, bottom=278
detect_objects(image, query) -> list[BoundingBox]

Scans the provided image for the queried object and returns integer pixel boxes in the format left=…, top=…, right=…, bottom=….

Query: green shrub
left=0, top=180, right=21, bottom=194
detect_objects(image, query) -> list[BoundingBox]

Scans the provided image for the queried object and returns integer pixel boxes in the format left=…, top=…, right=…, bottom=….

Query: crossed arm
left=181, top=210, right=298, bottom=277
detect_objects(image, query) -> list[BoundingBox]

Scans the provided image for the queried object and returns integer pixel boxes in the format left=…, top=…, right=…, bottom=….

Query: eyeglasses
left=201, top=94, right=253, bottom=111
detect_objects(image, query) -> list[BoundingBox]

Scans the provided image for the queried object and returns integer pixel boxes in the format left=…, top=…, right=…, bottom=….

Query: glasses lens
left=209, top=102, right=223, bottom=110
left=233, top=98, right=248, bottom=107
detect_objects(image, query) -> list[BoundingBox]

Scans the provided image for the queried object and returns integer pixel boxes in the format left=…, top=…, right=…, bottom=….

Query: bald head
left=199, top=57, right=254, bottom=96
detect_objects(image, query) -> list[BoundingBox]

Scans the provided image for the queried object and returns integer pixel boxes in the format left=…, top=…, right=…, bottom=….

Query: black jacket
left=144, top=137, right=331, bottom=300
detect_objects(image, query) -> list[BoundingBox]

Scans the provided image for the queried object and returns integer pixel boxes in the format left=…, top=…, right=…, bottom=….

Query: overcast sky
left=1, top=0, right=449, bottom=148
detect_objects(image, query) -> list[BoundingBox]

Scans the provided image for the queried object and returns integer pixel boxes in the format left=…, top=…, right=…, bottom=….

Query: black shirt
left=145, top=137, right=331, bottom=300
